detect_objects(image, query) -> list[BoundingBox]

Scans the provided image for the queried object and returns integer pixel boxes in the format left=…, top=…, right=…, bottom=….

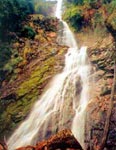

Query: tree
left=0, top=0, right=34, bottom=41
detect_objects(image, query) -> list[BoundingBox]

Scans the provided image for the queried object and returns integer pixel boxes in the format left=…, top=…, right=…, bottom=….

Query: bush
left=0, top=44, right=23, bottom=83
left=21, top=25, right=36, bottom=39
left=63, top=5, right=84, bottom=31
left=67, top=0, right=84, bottom=5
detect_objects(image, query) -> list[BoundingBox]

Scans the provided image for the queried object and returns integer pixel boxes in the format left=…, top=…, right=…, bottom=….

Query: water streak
left=7, top=0, right=91, bottom=149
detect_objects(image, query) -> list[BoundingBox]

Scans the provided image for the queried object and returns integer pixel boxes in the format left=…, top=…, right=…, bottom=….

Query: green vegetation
left=63, top=0, right=116, bottom=33
left=0, top=0, right=34, bottom=41
left=0, top=0, right=35, bottom=85
left=0, top=0, right=58, bottom=86
left=0, top=44, right=23, bottom=85
left=0, top=0, right=56, bottom=41
left=0, top=43, right=67, bottom=139
left=0, top=10, right=67, bottom=138
left=0, top=44, right=23, bottom=84
left=21, top=25, right=36, bottom=39
left=63, top=5, right=84, bottom=31
left=17, top=57, right=55, bottom=98
left=0, top=45, right=12, bottom=82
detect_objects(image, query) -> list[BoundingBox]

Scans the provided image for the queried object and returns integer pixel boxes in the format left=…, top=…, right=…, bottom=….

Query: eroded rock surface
left=84, top=34, right=116, bottom=150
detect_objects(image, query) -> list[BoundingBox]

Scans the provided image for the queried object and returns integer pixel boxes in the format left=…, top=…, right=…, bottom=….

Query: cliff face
left=86, top=35, right=115, bottom=150
left=74, top=17, right=116, bottom=150
left=76, top=18, right=116, bottom=150
left=0, top=15, right=68, bottom=140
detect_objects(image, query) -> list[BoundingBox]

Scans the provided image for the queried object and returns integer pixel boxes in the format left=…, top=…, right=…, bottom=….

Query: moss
left=17, top=57, right=55, bottom=97
left=0, top=88, right=39, bottom=138
left=0, top=50, right=64, bottom=138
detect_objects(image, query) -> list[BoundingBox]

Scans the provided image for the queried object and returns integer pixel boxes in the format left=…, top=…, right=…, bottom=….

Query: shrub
left=21, top=25, right=36, bottom=39
left=63, top=5, right=84, bottom=31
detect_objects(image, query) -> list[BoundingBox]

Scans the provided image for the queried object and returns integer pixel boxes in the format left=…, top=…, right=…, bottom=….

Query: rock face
left=83, top=33, right=116, bottom=149
left=74, top=25, right=116, bottom=149
left=105, top=19, right=116, bottom=149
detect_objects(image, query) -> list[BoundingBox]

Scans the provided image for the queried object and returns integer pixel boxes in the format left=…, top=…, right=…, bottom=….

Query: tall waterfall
left=7, top=0, right=91, bottom=149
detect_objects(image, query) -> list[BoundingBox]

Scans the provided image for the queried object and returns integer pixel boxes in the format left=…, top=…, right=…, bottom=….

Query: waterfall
left=7, top=0, right=91, bottom=149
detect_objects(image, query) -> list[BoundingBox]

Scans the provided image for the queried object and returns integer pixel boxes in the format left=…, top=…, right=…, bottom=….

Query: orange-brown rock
left=16, top=146, right=35, bottom=150
left=0, top=141, right=7, bottom=150
left=16, top=129, right=82, bottom=150
left=47, top=32, right=57, bottom=38
left=0, top=145, right=3, bottom=150
left=83, top=33, right=115, bottom=150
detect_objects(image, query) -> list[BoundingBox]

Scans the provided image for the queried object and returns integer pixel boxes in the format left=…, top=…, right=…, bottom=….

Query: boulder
left=16, top=130, right=82, bottom=150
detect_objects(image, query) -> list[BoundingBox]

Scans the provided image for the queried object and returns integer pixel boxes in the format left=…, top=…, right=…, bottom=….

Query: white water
left=7, top=0, right=91, bottom=149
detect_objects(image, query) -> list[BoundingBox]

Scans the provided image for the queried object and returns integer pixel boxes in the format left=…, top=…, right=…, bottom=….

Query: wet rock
left=85, top=96, right=111, bottom=150
left=85, top=42, right=114, bottom=149
left=106, top=97, right=116, bottom=149
left=16, top=146, right=35, bottom=150
left=75, top=76, right=82, bottom=96
left=107, top=129, right=116, bottom=146
left=100, top=86, right=111, bottom=96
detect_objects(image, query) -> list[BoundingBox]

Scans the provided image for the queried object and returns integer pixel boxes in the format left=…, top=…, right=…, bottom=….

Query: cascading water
left=7, top=0, right=91, bottom=149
